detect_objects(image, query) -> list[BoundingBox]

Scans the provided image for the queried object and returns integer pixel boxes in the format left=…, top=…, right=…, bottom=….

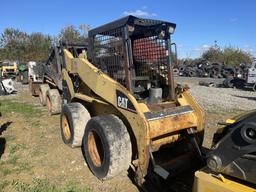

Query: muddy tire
left=46, top=89, right=61, bottom=115
left=61, top=102, right=91, bottom=147
left=82, top=115, right=132, bottom=180
left=39, top=84, right=50, bottom=106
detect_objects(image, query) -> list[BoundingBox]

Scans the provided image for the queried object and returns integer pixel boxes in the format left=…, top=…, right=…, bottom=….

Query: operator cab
left=88, top=15, right=177, bottom=104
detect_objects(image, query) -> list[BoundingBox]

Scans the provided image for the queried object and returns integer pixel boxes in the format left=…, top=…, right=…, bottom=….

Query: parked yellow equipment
left=193, top=110, right=256, bottom=192
left=59, top=15, right=205, bottom=186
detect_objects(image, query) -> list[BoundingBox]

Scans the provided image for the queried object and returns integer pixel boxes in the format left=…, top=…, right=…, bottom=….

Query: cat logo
left=116, top=90, right=136, bottom=113
left=117, top=96, right=128, bottom=109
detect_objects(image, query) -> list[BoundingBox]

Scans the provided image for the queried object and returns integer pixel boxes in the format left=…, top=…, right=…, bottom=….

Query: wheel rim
left=46, top=96, right=52, bottom=113
left=62, top=115, right=71, bottom=141
left=88, top=131, right=104, bottom=167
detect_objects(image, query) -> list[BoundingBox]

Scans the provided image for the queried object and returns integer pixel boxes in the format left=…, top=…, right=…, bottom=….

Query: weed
left=0, top=100, right=42, bottom=118
left=5, top=135, right=16, bottom=142
left=12, top=179, right=92, bottom=192
left=14, top=162, right=32, bottom=173
left=63, top=181, right=92, bottom=192
left=1, top=167, right=13, bottom=176
left=9, top=143, right=27, bottom=154
left=0, top=161, right=32, bottom=176
left=6, top=155, right=19, bottom=165
left=0, top=180, right=10, bottom=192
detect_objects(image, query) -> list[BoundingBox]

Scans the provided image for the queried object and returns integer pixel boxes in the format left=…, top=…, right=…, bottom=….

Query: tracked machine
left=59, top=15, right=205, bottom=187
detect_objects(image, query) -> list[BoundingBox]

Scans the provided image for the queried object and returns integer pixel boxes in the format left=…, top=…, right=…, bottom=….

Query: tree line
left=0, top=24, right=90, bottom=63
left=177, top=45, right=254, bottom=67
left=0, top=25, right=254, bottom=66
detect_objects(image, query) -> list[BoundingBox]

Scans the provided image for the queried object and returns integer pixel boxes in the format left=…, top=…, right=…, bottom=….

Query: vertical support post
left=166, top=38, right=176, bottom=101
left=123, top=26, right=132, bottom=92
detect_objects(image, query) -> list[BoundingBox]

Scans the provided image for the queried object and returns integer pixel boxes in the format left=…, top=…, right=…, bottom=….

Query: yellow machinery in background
left=193, top=110, right=256, bottom=192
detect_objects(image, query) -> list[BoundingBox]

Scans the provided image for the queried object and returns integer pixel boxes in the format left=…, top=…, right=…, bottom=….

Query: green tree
left=59, top=25, right=85, bottom=43
left=0, top=28, right=29, bottom=61
left=201, top=46, right=253, bottom=66
left=201, top=46, right=224, bottom=63
left=222, top=47, right=252, bottom=65
left=25, top=32, right=52, bottom=62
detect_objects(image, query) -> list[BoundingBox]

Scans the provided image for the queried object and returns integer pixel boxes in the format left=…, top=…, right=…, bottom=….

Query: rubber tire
left=39, top=84, right=50, bottom=106
left=61, top=102, right=91, bottom=147
left=46, top=89, right=61, bottom=115
left=223, top=77, right=234, bottom=88
left=253, top=83, right=256, bottom=92
left=82, top=115, right=132, bottom=180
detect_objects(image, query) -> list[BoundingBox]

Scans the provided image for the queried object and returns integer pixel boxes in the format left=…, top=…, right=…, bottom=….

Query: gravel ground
left=175, top=76, right=256, bottom=113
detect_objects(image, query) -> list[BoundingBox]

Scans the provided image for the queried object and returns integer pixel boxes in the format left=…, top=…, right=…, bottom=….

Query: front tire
left=82, top=115, right=132, bottom=180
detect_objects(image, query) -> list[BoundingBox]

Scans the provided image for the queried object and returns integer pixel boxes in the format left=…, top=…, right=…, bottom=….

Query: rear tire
left=82, top=115, right=132, bottom=180
left=46, top=89, right=61, bottom=115
left=39, top=84, right=50, bottom=106
left=61, top=102, right=91, bottom=147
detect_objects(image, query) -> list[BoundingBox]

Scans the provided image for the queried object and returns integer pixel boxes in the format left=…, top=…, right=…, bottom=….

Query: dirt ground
left=0, top=85, right=137, bottom=192
left=0, top=78, right=254, bottom=192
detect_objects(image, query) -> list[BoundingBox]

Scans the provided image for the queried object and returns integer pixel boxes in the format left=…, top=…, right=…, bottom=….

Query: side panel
left=64, top=50, right=150, bottom=178
left=178, top=90, right=205, bottom=132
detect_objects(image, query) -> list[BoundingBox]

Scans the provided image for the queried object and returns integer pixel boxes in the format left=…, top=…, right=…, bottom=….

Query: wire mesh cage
left=88, top=16, right=176, bottom=99
left=90, top=28, right=127, bottom=86
left=132, top=36, right=168, bottom=87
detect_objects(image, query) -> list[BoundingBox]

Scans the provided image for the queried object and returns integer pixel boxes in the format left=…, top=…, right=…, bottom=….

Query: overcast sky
left=1, top=0, right=255, bottom=58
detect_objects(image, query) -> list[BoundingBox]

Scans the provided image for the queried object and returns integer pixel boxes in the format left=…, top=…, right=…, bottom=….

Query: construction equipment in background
left=29, top=44, right=88, bottom=115
left=0, top=60, right=18, bottom=78
left=17, top=62, right=29, bottom=84
left=223, top=61, right=256, bottom=91
left=28, top=61, right=44, bottom=96
left=0, top=78, right=16, bottom=95
left=58, top=15, right=205, bottom=188
left=193, top=110, right=256, bottom=192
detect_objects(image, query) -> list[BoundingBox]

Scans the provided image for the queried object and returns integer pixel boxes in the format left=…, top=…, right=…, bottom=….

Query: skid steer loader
left=59, top=15, right=205, bottom=186
left=30, top=43, right=88, bottom=115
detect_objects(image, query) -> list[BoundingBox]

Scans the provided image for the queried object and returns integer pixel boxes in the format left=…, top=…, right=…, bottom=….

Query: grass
left=0, top=143, right=31, bottom=176
left=12, top=179, right=92, bottom=192
left=0, top=180, right=10, bottom=192
left=0, top=100, right=42, bottom=118
left=9, top=143, right=27, bottom=154
left=5, top=135, right=16, bottom=142
left=0, top=161, right=32, bottom=176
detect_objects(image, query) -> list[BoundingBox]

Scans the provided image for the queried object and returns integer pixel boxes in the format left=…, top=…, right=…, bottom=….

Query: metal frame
left=88, top=15, right=177, bottom=100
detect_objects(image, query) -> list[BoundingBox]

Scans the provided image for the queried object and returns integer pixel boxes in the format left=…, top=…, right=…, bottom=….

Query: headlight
left=168, top=26, right=175, bottom=34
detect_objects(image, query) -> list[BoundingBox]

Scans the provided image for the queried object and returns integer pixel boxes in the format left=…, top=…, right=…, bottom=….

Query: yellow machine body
left=193, top=170, right=255, bottom=192
left=62, top=49, right=205, bottom=181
